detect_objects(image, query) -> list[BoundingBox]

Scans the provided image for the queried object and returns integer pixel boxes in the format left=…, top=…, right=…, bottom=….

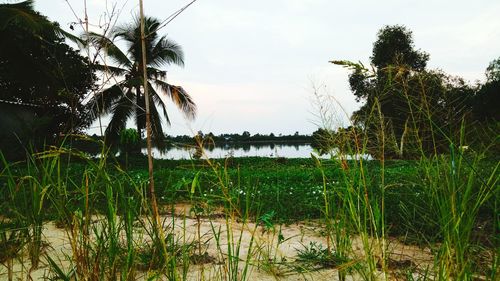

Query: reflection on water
left=142, top=144, right=324, bottom=160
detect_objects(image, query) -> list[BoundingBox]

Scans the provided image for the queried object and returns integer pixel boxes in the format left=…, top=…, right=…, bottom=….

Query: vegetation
left=0, top=0, right=96, bottom=159
left=474, top=58, right=500, bottom=122
left=0, top=134, right=498, bottom=279
left=331, top=25, right=498, bottom=159
left=0, top=3, right=498, bottom=281
left=85, top=16, right=196, bottom=150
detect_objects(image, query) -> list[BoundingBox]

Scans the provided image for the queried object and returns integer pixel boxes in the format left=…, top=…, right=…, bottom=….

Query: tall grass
left=312, top=63, right=499, bottom=280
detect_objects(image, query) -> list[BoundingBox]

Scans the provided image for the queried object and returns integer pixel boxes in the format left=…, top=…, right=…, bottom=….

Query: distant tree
left=311, top=128, right=335, bottom=155
left=311, top=126, right=361, bottom=156
left=120, top=128, right=140, bottom=167
left=120, top=128, right=140, bottom=152
left=86, top=16, right=196, bottom=150
left=242, top=131, right=251, bottom=138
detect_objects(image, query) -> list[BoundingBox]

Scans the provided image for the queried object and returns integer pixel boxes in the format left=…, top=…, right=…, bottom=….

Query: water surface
left=142, top=143, right=325, bottom=160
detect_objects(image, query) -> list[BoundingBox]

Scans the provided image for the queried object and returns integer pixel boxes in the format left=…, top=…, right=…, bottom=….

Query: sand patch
left=1, top=205, right=434, bottom=280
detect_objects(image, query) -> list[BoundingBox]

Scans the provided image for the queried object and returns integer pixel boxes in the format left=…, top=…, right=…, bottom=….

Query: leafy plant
left=296, top=241, right=349, bottom=269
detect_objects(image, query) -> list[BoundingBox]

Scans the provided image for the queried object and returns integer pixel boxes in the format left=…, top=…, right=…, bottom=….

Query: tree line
left=173, top=131, right=311, bottom=145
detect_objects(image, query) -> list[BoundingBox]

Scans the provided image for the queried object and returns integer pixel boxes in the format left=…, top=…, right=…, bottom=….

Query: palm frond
left=57, top=28, right=84, bottom=45
left=112, top=19, right=139, bottom=45
left=154, top=79, right=196, bottom=120
left=92, top=63, right=128, bottom=76
left=86, top=84, right=127, bottom=120
left=0, top=1, right=48, bottom=32
left=148, top=95, right=167, bottom=150
left=83, top=32, right=132, bottom=68
left=112, top=19, right=142, bottom=62
left=150, top=36, right=184, bottom=68
left=122, top=77, right=144, bottom=89
left=105, top=92, right=135, bottom=144
left=147, top=67, right=167, bottom=80
left=148, top=82, right=171, bottom=125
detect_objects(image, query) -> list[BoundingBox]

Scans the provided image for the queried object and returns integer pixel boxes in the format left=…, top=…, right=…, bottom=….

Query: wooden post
left=138, top=0, right=159, bottom=220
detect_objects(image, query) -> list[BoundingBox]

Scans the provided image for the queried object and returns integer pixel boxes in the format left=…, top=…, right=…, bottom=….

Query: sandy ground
left=1, top=203, right=434, bottom=280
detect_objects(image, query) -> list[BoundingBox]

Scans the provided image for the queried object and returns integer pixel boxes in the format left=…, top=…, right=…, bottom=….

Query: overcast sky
left=35, top=0, right=500, bottom=136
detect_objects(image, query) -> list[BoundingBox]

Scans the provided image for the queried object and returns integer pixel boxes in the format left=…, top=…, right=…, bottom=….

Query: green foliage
left=0, top=1, right=60, bottom=35
left=311, top=128, right=335, bottom=155
left=0, top=136, right=498, bottom=279
left=485, top=57, right=500, bottom=82
left=332, top=25, right=480, bottom=159
left=258, top=210, right=276, bottom=230
left=86, top=16, right=196, bottom=150
left=119, top=128, right=140, bottom=154
left=0, top=1, right=96, bottom=159
left=311, top=127, right=361, bottom=155
left=296, top=241, right=348, bottom=269
left=136, top=232, right=194, bottom=271
left=371, top=25, right=429, bottom=71
left=473, top=57, right=500, bottom=122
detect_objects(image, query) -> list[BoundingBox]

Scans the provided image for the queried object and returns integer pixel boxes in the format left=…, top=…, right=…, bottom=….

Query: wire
left=59, top=0, right=198, bottom=132
left=148, top=0, right=198, bottom=37
left=63, top=0, right=143, bottom=114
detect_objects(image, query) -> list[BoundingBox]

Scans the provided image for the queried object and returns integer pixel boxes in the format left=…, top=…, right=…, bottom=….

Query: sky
left=34, top=0, right=500, bottom=136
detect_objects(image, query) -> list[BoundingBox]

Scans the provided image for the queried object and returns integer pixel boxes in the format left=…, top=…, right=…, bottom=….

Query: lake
left=142, top=143, right=327, bottom=160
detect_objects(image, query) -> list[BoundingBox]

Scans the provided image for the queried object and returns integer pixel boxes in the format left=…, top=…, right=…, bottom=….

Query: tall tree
left=371, top=25, right=429, bottom=71
left=332, top=25, right=473, bottom=158
left=87, top=16, right=196, bottom=150
left=0, top=0, right=96, bottom=137
left=347, top=25, right=429, bottom=123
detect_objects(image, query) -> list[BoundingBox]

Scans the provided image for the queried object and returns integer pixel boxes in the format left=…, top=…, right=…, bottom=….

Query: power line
left=149, top=0, right=198, bottom=37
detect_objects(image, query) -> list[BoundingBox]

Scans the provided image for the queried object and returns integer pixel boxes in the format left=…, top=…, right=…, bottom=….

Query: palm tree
left=87, top=16, right=196, bottom=150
